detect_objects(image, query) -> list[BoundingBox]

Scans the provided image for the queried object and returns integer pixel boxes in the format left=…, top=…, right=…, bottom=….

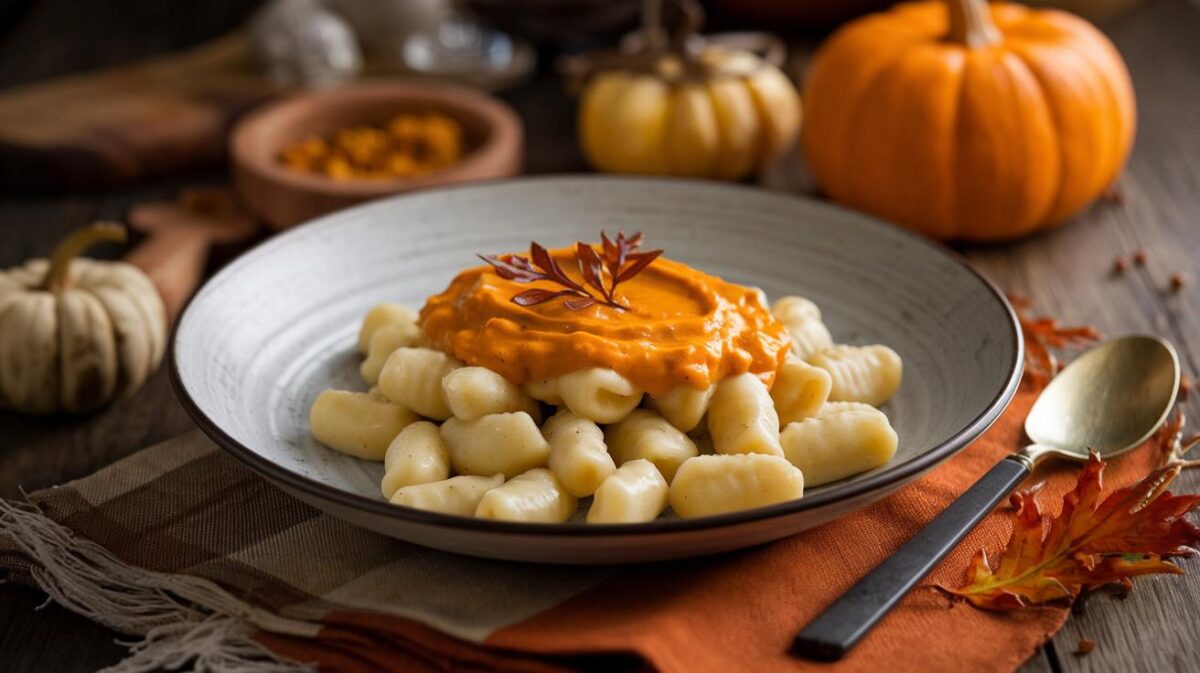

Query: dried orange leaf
left=1007, top=294, right=1100, bottom=387
left=945, top=452, right=1200, bottom=610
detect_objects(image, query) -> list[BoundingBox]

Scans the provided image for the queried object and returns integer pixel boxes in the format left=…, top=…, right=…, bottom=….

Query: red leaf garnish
left=478, top=231, right=662, bottom=311
left=512, top=288, right=578, bottom=306
left=1008, top=294, right=1100, bottom=387
left=618, top=250, right=664, bottom=282
left=562, top=296, right=596, bottom=311
left=576, top=242, right=609, bottom=301
left=943, top=452, right=1200, bottom=610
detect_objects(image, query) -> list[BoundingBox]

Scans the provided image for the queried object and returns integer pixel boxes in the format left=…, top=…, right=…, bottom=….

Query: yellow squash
left=576, top=2, right=801, bottom=181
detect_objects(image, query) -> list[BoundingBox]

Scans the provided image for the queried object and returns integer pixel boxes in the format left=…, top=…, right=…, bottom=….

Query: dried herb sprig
left=479, top=231, right=662, bottom=311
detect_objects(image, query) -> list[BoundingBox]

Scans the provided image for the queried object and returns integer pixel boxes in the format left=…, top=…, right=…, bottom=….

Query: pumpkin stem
left=946, top=0, right=1001, bottom=48
left=41, top=222, right=127, bottom=292
left=641, top=0, right=666, bottom=53
left=641, top=0, right=703, bottom=56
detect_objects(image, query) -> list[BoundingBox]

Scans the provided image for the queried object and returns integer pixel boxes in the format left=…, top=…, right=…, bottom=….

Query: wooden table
left=2, top=1, right=1198, bottom=671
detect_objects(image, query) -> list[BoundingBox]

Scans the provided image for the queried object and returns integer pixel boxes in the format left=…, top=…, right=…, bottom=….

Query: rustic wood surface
left=1, top=0, right=1197, bottom=671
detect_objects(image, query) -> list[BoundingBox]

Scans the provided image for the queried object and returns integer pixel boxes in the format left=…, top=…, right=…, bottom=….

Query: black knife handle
left=792, top=456, right=1031, bottom=661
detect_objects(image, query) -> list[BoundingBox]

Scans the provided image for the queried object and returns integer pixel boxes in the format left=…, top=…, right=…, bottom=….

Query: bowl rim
left=229, top=81, right=523, bottom=198
left=170, top=175, right=1025, bottom=538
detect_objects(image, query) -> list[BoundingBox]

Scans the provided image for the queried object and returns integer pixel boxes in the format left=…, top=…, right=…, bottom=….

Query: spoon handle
left=792, top=456, right=1030, bottom=661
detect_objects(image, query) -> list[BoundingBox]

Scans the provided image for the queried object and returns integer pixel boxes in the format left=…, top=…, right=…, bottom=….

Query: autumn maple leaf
left=946, top=453, right=1200, bottom=610
left=1152, top=409, right=1200, bottom=470
left=1007, top=294, right=1100, bottom=387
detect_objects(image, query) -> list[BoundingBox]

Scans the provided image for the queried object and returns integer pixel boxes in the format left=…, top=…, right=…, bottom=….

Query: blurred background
left=2, top=1, right=1198, bottom=671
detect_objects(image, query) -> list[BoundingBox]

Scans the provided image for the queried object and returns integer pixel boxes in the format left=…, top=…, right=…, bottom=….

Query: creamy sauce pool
left=419, top=248, right=789, bottom=396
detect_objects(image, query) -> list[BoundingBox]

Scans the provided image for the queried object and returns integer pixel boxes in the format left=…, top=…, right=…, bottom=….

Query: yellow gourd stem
left=946, top=0, right=1001, bottom=48
left=642, top=0, right=665, bottom=53
left=41, top=222, right=127, bottom=292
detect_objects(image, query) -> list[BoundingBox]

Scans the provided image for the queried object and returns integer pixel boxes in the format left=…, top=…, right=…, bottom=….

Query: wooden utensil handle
left=124, top=227, right=210, bottom=322
left=792, top=457, right=1030, bottom=661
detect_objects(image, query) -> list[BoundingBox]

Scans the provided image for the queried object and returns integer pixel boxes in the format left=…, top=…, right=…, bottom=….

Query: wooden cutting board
left=0, top=34, right=278, bottom=190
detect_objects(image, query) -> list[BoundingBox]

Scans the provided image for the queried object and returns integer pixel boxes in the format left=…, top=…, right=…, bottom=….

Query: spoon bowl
left=1024, top=335, right=1180, bottom=463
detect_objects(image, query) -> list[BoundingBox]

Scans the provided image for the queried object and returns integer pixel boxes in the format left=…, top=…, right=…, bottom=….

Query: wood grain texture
left=0, top=0, right=1198, bottom=671
left=973, top=2, right=1200, bottom=672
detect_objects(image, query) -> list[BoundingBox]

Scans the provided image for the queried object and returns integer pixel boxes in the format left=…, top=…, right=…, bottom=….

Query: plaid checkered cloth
left=0, top=386, right=1164, bottom=673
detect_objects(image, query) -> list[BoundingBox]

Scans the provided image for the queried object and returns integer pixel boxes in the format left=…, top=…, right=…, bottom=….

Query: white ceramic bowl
left=172, top=176, right=1022, bottom=563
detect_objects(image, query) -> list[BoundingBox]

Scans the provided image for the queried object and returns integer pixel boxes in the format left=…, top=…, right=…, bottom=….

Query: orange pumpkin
left=801, top=0, right=1136, bottom=241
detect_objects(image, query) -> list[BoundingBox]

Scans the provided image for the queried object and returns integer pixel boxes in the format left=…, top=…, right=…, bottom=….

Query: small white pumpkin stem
left=42, top=222, right=127, bottom=292
left=946, top=0, right=1001, bottom=48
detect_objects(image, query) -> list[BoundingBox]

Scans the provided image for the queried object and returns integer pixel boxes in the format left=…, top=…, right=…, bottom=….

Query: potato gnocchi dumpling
left=557, top=368, right=644, bottom=424
left=647, top=384, right=715, bottom=433
left=378, top=347, right=462, bottom=420
left=587, top=459, right=669, bottom=524
left=543, top=410, right=616, bottom=498
left=442, top=366, right=540, bottom=422
left=475, top=468, right=577, bottom=523
left=361, top=322, right=423, bottom=385
left=707, top=373, right=783, bottom=457
left=391, top=474, right=504, bottom=516
left=313, top=283, right=905, bottom=524
left=817, top=401, right=878, bottom=417
left=523, top=377, right=563, bottom=405
left=358, top=302, right=419, bottom=354
left=771, top=296, right=833, bottom=360
left=441, top=411, right=550, bottom=478
left=381, top=421, right=451, bottom=498
left=669, top=453, right=805, bottom=518
left=781, top=407, right=898, bottom=487
left=770, top=358, right=832, bottom=427
left=807, top=344, right=902, bottom=407
left=310, top=389, right=417, bottom=461
left=605, top=409, right=698, bottom=482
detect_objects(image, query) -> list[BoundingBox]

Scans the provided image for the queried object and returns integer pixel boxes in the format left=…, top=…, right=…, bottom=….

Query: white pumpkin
left=0, top=223, right=166, bottom=414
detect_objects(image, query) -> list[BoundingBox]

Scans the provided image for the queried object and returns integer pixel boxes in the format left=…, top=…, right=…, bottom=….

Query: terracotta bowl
left=230, top=82, right=523, bottom=230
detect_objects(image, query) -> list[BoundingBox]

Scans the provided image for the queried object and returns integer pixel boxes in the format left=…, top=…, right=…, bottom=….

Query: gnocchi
left=391, top=474, right=504, bottom=516
left=605, top=409, right=698, bottom=482
left=808, top=344, right=902, bottom=407
left=771, top=358, right=832, bottom=426
left=543, top=410, right=616, bottom=497
left=781, top=407, right=898, bottom=487
left=647, top=384, right=715, bottom=433
left=707, top=373, right=783, bottom=457
left=556, top=368, right=644, bottom=424
left=309, top=389, right=417, bottom=461
left=475, top=468, right=577, bottom=523
left=361, top=322, right=423, bottom=385
left=441, top=411, right=550, bottom=478
left=442, top=366, right=540, bottom=422
left=378, top=347, right=462, bottom=420
left=771, top=296, right=833, bottom=360
left=669, top=453, right=805, bottom=518
left=587, top=459, right=669, bottom=524
left=523, top=377, right=564, bottom=405
left=381, top=421, right=451, bottom=498
left=358, top=303, right=418, bottom=354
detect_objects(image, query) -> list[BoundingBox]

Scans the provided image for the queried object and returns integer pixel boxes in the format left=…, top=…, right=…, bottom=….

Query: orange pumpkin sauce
left=419, top=248, right=790, bottom=396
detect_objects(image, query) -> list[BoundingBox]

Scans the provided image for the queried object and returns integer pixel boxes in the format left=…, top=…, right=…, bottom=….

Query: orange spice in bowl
left=231, top=82, right=523, bottom=230
left=279, top=112, right=464, bottom=180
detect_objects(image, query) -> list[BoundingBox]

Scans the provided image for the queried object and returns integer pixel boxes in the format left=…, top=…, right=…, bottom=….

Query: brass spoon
left=794, top=335, right=1180, bottom=661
